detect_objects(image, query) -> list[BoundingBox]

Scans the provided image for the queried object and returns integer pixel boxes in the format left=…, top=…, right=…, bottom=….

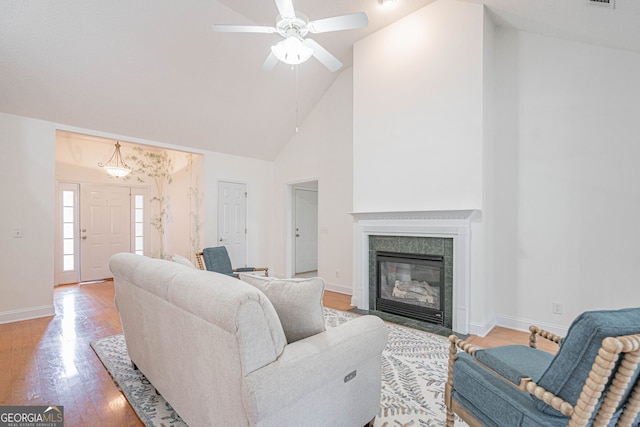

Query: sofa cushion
left=474, top=345, right=554, bottom=385
left=239, top=274, right=326, bottom=343
left=452, top=352, right=568, bottom=427
left=171, top=254, right=196, bottom=269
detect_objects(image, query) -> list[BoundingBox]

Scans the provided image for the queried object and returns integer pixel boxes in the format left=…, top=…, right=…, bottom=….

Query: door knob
left=82, top=236, right=87, bottom=240
left=81, top=229, right=87, bottom=232
left=296, top=234, right=300, bottom=237
left=219, top=238, right=224, bottom=242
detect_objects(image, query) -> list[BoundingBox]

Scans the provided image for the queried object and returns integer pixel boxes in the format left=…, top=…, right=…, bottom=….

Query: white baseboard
left=0, top=305, right=55, bottom=325
left=469, top=316, right=495, bottom=337
left=494, top=314, right=568, bottom=337
left=324, top=282, right=353, bottom=296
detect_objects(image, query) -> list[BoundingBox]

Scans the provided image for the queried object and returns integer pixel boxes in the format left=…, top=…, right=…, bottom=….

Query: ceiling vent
left=587, top=0, right=614, bottom=8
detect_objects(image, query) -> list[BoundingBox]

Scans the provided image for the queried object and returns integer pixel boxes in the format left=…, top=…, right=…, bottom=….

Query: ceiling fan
left=212, top=0, right=368, bottom=72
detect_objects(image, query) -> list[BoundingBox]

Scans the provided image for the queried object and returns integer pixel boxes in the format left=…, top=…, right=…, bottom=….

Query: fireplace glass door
left=376, top=252, right=445, bottom=324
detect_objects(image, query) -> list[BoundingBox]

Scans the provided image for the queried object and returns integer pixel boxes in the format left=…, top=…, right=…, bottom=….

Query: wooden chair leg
left=445, top=407, right=455, bottom=427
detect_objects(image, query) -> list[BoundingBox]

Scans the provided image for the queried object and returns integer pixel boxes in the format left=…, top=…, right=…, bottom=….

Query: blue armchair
left=445, top=308, right=640, bottom=427
left=196, top=246, right=268, bottom=278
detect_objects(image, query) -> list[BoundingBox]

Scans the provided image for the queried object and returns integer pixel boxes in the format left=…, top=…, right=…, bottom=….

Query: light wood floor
left=0, top=281, right=558, bottom=426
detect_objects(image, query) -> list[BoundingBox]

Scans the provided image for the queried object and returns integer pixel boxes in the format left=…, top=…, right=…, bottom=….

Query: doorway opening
left=54, top=130, right=204, bottom=285
left=290, top=181, right=318, bottom=278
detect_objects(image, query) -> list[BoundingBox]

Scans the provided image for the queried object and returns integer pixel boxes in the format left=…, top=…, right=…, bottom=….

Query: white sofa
left=109, top=253, right=389, bottom=427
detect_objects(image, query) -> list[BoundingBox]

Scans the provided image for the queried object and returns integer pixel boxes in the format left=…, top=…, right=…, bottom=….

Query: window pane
left=63, top=255, right=74, bottom=271
left=135, top=209, right=143, bottom=222
left=63, top=191, right=74, bottom=207
left=135, top=250, right=144, bottom=255
left=135, top=195, right=144, bottom=208
left=135, top=237, right=144, bottom=250
left=63, top=207, right=74, bottom=223
left=63, top=223, right=74, bottom=239
left=63, top=239, right=74, bottom=255
left=135, top=223, right=143, bottom=236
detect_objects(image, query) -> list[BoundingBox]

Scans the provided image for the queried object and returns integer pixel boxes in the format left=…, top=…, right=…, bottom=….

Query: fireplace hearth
left=376, top=251, right=445, bottom=325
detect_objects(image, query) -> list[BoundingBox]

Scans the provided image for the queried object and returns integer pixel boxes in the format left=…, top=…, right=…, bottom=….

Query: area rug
left=91, top=308, right=468, bottom=427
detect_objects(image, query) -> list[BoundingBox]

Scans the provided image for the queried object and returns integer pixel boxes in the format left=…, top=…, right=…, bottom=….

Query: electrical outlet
left=552, top=302, right=563, bottom=315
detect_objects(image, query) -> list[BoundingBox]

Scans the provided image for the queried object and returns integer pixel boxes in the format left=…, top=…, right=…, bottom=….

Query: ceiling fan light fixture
left=379, top=0, right=398, bottom=8
left=271, top=36, right=313, bottom=65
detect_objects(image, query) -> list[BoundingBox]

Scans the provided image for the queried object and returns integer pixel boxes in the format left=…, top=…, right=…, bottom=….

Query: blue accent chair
left=445, top=308, right=640, bottom=427
left=196, top=246, right=268, bottom=278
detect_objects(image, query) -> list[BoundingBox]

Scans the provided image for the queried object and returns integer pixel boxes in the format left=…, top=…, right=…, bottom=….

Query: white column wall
left=353, top=0, right=485, bottom=213
left=352, top=0, right=489, bottom=329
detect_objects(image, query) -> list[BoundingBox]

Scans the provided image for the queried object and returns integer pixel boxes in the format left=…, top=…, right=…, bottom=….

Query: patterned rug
left=91, top=308, right=469, bottom=427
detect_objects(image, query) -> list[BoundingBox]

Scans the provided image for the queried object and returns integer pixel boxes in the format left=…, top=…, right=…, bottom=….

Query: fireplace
left=376, top=252, right=445, bottom=325
left=368, top=235, right=453, bottom=329
left=352, top=210, right=481, bottom=334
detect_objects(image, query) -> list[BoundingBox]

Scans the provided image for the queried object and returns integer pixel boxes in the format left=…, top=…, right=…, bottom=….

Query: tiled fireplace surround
left=351, top=210, right=481, bottom=335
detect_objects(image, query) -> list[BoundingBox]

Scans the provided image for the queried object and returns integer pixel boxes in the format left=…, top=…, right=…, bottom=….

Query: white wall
left=492, top=28, right=640, bottom=332
left=0, top=113, right=56, bottom=323
left=1, top=112, right=274, bottom=322
left=272, top=69, right=354, bottom=294
left=353, top=0, right=485, bottom=213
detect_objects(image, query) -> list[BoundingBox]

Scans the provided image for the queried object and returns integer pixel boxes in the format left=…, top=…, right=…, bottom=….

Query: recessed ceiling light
left=379, top=0, right=398, bottom=9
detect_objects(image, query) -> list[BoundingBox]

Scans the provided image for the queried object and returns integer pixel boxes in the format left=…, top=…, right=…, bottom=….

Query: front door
left=80, top=184, right=131, bottom=282
left=218, top=181, right=247, bottom=267
left=294, top=188, right=318, bottom=274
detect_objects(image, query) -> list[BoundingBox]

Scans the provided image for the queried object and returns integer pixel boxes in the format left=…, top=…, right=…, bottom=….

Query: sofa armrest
left=242, top=314, right=388, bottom=419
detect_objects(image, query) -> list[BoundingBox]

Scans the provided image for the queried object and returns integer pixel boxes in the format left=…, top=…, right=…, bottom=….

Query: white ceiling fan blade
left=308, top=12, right=368, bottom=34
left=274, top=0, right=296, bottom=20
left=303, top=38, right=342, bottom=72
left=261, top=52, right=279, bottom=72
left=212, top=24, right=276, bottom=33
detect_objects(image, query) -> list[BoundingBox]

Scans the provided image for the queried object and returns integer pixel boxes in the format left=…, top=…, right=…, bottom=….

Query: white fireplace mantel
left=350, top=209, right=482, bottom=334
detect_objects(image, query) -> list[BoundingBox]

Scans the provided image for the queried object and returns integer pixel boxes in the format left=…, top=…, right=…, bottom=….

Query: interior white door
left=294, top=188, right=318, bottom=274
left=218, top=181, right=247, bottom=267
left=80, top=185, right=131, bottom=282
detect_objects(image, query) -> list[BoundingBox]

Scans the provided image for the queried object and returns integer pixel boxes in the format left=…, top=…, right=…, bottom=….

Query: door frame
left=54, top=180, right=149, bottom=285
left=217, top=179, right=248, bottom=267
left=286, top=178, right=319, bottom=278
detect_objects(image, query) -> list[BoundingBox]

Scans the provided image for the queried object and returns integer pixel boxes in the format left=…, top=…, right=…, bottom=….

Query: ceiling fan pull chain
left=295, top=64, right=300, bottom=133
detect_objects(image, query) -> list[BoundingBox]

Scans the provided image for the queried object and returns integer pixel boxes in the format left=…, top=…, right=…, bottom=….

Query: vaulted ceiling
left=1, top=0, right=639, bottom=160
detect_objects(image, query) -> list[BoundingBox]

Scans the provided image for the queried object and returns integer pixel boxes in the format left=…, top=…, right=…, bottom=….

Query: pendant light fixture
left=99, top=141, right=131, bottom=177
